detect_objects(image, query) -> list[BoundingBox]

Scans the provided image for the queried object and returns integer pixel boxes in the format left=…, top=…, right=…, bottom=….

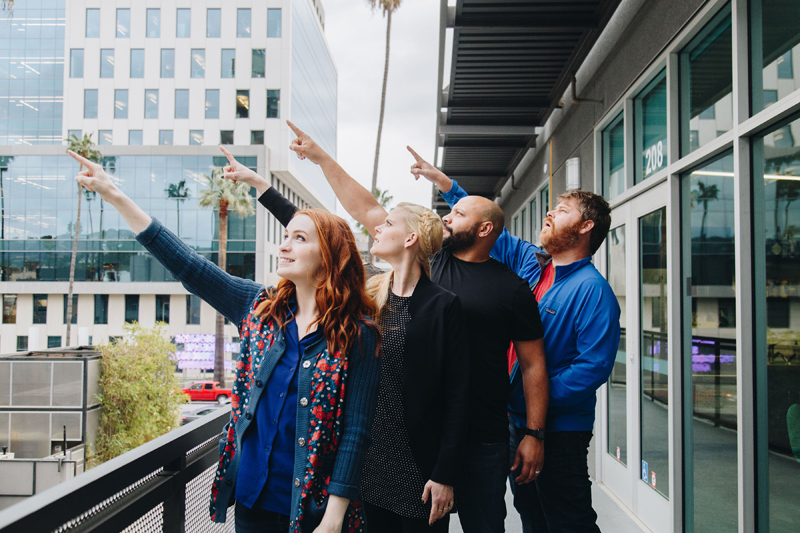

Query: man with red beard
left=410, top=148, right=620, bottom=533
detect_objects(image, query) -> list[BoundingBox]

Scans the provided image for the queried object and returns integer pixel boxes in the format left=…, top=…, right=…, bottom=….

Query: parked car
left=180, top=405, right=222, bottom=425
left=181, top=381, right=232, bottom=404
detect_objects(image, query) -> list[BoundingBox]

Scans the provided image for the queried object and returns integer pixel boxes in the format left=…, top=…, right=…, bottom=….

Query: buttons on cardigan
left=245, top=412, right=252, bottom=420
left=294, top=478, right=301, bottom=487
left=300, top=397, right=308, bottom=407
left=256, top=380, right=263, bottom=388
left=302, top=360, right=311, bottom=369
left=298, top=438, right=305, bottom=447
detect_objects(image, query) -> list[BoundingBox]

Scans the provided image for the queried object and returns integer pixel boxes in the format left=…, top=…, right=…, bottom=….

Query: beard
left=442, top=221, right=480, bottom=253
left=541, top=219, right=582, bottom=255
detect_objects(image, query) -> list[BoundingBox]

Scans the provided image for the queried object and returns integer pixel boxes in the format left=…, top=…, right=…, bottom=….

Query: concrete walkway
left=450, top=480, right=650, bottom=533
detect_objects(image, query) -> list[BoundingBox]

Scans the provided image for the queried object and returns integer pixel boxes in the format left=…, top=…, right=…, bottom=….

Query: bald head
left=455, top=196, right=505, bottom=239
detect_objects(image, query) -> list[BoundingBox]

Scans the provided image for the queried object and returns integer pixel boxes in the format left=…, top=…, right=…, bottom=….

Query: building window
left=176, top=8, right=191, bottom=38
left=236, top=90, right=250, bottom=118
left=268, top=9, right=282, bottom=38
left=116, top=8, right=130, bottom=38
left=48, top=336, right=62, bottom=349
left=190, top=130, right=204, bottom=145
left=70, top=49, right=84, bottom=78
left=634, top=69, right=667, bottom=183
left=191, top=49, right=206, bottom=78
left=100, top=49, right=115, bottom=78
left=84, top=90, right=98, bottom=119
left=130, top=49, right=144, bottom=78
left=252, top=49, right=266, bottom=78
left=267, top=90, right=280, bottom=118
left=529, top=198, right=538, bottom=241
left=63, top=294, right=78, bottom=324
left=773, top=126, right=795, bottom=149
left=94, top=294, right=108, bottom=324
left=602, top=113, right=625, bottom=200
left=86, top=9, right=100, bottom=38
left=175, top=89, right=189, bottom=119
left=128, top=130, right=143, bottom=145
left=207, top=9, right=221, bottom=38
left=221, top=49, right=236, bottom=78
left=220, top=130, right=234, bottom=145
left=159, top=130, right=173, bottom=145
left=680, top=5, right=732, bottom=156
left=237, top=9, right=251, bottom=38
left=125, top=295, right=139, bottom=323
left=16, top=336, right=28, bottom=351
left=540, top=184, right=549, bottom=214
left=186, top=295, right=201, bottom=325
left=751, top=2, right=800, bottom=112
left=98, top=130, right=112, bottom=145
left=205, top=89, right=220, bottom=119
left=146, top=9, right=161, bottom=38
left=68, top=129, right=82, bottom=140
left=161, top=49, right=175, bottom=78
left=2, top=295, right=17, bottom=323
left=763, top=90, right=779, bottom=108
left=156, top=295, right=170, bottom=324
left=145, top=89, right=159, bottom=119
left=115, top=89, right=128, bottom=119
left=33, top=294, right=47, bottom=324
left=251, top=131, right=264, bottom=145
left=777, top=50, right=794, bottom=79
left=718, top=298, right=736, bottom=328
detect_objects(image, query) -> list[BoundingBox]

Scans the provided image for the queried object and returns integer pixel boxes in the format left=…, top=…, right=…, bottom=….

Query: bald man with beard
left=423, top=187, right=549, bottom=533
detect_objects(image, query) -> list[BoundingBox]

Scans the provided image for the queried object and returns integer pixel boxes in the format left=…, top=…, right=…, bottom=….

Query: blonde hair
left=366, top=202, right=443, bottom=323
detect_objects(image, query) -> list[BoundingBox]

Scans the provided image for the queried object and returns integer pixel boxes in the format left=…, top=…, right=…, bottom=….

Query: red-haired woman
left=68, top=150, right=382, bottom=533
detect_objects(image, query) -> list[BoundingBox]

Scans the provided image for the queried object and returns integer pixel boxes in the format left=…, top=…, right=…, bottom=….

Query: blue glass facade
left=0, top=0, right=66, bottom=145
left=0, top=155, right=257, bottom=282
left=292, top=0, right=336, bottom=207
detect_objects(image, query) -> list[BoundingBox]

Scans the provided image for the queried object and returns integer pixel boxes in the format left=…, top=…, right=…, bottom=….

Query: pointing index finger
left=67, top=150, right=96, bottom=169
left=407, top=146, right=424, bottom=163
left=219, top=145, right=236, bottom=166
left=286, top=120, right=305, bottom=138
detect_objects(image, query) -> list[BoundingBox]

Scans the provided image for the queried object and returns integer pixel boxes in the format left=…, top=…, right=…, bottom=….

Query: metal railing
left=0, top=407, right=233, bottom=533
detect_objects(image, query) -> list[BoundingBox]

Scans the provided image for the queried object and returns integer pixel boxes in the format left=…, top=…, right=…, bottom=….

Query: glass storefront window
left=177, top=9, right=191, bottom=38
left=683, top=153, right=738, bottom=531
left=640, top=206, right=669, bottom=498
left=634, top=70, right=667, bottom=183
left=603, top=113, right=625, bottom=200
left=755, top=114, right=800, bottom=532
left=221, top=50, right=236, bottom=78
left=680, top=5, right=733, bottom=156
left=751, top=0, right=800, bottom=114
left=607, top=226, right=627, bottom=465
left=191, top=49, right=206, bottom=79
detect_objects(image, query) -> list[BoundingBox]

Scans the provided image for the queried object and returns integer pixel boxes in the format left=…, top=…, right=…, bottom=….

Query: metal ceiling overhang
left=434, top=0, right=622, bottom=214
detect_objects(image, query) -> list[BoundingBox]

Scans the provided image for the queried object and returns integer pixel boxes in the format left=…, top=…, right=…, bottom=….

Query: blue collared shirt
left=237, top=316, right=322, bottom=513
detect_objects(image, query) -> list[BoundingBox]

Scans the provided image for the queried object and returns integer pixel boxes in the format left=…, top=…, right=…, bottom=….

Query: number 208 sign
left=644, top=140, right=665, bottom=177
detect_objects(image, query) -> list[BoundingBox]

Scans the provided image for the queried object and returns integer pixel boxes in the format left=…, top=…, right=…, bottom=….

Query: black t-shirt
left=431, top=250, right=544, bottom=442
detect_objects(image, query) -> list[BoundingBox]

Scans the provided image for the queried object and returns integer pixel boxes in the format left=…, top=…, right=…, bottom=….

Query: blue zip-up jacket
left=441, top=181, right=621, bottom=431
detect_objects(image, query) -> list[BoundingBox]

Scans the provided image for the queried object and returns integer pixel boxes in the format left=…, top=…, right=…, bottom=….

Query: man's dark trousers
left=455, top=440, right=509, bottom=533
left=508, top=420, right=600, bottom=533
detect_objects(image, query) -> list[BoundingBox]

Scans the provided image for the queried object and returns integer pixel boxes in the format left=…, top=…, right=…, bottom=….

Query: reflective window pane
left=161, top=49, right=174, bottom=78
left=236, top=90, right=250, bottom=118
left=116, top=8, right=130, bottom=38
left=33, top=294, right=47, bottom=324
left=681, top=6, right=732, bottom=156
left=156, top=294, right=170, bottom=324
left=205, top=89, right=219, bottom=119
left=130, top=49, right=145, bottom=78
left=175, top=89, right=189, bottom=119
left=100, top=49, right=114, bottom=78
left=603, top=113, right=625, bottom=200
left=607, top=226, right=627, bottom=465
left=86, top=9, right=100, bottom=38
left=640, top=206, right=669, bottom=498
left=251, top=131, right=264, bottom=145
left=48, top=336, right=61, bottom=348
left=190, top=130, right=204, bottom=145
left=252, top=49, right=266, bottom=78
left=2, top=294, right=16, bottom=323
left=529, top=198, right=538, bottom=242
left=16, top=337, right=28, bottom=351
left=268, top=9, right=282, bottom=38
left=84, top=89, right=97, bottom=119
left=115, top=89, right=128, bottom=119
left=176, top=8, right=191, bottom=38
left=238, top=9, right=251, bottom=38
left=94, top=294, right=108, bottom=324
left=187, top=294, right=201, bottom=325
left=267, top=89, right=280, bottom=118
left=159, top=130, right=173, bottom=146
left=128, top=130, right=143, bottom=145
left=70, top=49, right=84, bottom=78
left=125, top=295, right=139, bottom=323
left=221, top=49, right=236, bottom=78
left=98, top=130, right=112, bottom=145
left=220, top=130, right=233, bottom=144
left=751, top=0, right=800, bottom=113
left=540, top=184, right=549, bottom=213
left=145, top=89, right=159, bottom=119
left=684, top=154, right=738, bottom=531
left=207, top=9, right=221, bottom=38
left=191, top=49, right=205, bottom=78
left=634, top=70, right=667, bottom=183
left=146, top=9, right=160, bottom=38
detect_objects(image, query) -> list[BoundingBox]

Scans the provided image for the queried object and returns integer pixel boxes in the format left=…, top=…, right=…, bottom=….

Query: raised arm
left=287, top=121, right=387, bottom=236
left=68, top=151, right=262, bottom=325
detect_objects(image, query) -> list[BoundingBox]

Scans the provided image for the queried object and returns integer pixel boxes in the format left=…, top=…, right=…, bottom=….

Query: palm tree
left=355, top=187, right=393, bottom=237
left=66, top=133, right=100, bottom=345
left=166, top=180, right=190, bottom=237
left=1, top=1, right=14, bottom=12
left=366, top=0, right=402, bottom=262
left=692, top=181, right=719, bottom=241
left=199, top=167, right=255, bottom=385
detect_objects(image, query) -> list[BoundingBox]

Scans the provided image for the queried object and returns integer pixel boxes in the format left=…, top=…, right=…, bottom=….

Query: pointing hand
left=287, top=120, right=328, bottom=165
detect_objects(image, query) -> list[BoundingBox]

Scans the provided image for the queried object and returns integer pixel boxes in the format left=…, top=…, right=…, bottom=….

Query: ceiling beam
left=438, top=125, right=538, bottom=136
left=447, top=7, right=599, bottom=31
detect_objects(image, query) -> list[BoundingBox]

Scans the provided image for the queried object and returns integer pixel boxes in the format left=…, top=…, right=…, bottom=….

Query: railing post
left=161, top=455, right=187, bottom=533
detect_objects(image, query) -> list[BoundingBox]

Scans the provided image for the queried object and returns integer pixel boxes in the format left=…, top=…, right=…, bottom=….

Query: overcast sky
left=320, top=0, right=441, bottom=216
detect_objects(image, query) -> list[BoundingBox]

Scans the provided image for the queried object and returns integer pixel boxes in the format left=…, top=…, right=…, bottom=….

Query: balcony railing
left=0, top=407, right=234, bottom=533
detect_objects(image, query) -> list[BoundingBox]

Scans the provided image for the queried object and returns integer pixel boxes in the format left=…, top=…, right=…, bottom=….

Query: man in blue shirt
left=410, top=147, right=620, bottom=533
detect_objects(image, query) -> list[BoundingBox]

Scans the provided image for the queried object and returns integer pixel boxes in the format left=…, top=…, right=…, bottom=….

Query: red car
left=181, top=381, right=232, bottom=404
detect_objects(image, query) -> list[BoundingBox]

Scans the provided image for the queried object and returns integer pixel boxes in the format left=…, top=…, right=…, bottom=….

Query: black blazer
left=259, top=188, right=470, bottom=485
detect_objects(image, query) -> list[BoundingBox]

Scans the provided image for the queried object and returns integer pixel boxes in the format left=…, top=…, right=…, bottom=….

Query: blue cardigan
left=135, top=218, right=382, bottom=526
left=441, top=181, right=621, bottom=432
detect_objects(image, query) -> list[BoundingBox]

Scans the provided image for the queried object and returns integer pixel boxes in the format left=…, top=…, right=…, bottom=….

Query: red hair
left=256, top=209, right=380, bottom=356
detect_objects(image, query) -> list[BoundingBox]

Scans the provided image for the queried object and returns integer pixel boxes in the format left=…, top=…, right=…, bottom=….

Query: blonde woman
left=220, top=124, right=470, bottom=532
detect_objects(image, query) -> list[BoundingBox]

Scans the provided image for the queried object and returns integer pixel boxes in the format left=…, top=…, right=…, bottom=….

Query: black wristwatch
left=525, top=428, right=546, bottom=440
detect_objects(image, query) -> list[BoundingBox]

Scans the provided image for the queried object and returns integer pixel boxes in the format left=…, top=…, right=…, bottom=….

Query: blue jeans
left=234, top=501, right=290, bottom=533
left=455, top=441, right=509, bottom=533
left=508, top=420, right=600, bottom=533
